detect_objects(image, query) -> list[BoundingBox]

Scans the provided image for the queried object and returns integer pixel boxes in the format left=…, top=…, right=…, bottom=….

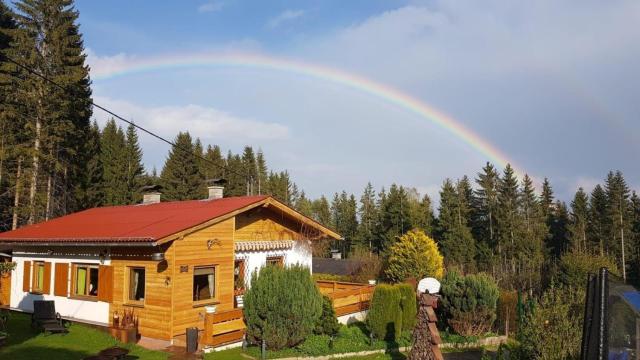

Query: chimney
left=141, top=185, right=162, bottom=205
left=206, top=178, right=227, bottom=200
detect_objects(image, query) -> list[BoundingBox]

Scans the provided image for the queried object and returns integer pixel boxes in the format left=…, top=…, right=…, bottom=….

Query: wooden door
left=0, top=258, right=11, bottom=306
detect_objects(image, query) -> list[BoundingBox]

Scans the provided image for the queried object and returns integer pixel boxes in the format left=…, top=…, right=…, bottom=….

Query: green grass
left=0, top=312, right=168, bottom=360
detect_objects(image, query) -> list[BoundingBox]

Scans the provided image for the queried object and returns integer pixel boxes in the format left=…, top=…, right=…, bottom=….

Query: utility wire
left=2, top=54, right=252, bottom=185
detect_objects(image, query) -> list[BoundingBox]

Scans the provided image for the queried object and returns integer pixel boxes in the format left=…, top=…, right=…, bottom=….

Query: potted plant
left=109, top=308, right=139, bottom=343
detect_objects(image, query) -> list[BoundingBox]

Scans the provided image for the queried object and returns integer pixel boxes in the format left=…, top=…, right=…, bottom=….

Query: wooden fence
left=202, top=308, right=246, bottom=347
left=316, top=280, right=375, bottom=317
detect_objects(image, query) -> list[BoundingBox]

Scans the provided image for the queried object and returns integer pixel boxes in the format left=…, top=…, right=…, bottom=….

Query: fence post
left=203, top=312, right=214, bottom=346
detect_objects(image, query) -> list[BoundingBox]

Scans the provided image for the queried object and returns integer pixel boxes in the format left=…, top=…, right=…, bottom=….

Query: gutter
left=0, top=241, right=158, bottom=247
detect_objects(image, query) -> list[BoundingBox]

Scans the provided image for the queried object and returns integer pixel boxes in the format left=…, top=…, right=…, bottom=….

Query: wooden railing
left=202, top=308, right=246, bottom=347
left=316, top=280, right=375, bottom=317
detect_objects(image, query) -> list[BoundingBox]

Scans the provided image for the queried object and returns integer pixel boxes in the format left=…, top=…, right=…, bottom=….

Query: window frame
left=31, top=261, right=46, bottom=294
left=126, top=266, right=146, bottom=306
left=266, top=256, right=284, bottom=268
left=70, top=263, right=99, bottom=300
left=192, top=265, right=218, bottom=307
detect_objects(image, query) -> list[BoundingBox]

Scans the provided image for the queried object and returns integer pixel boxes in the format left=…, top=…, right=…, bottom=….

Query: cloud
left=92, top=96, right=290, bottom=142
left=267, top=9, right=305, bottom=29
left=197, top=1, right=223, bottom=13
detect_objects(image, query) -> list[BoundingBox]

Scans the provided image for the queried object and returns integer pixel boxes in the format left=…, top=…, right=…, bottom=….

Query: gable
left=235, top=207, right=302, bottom=241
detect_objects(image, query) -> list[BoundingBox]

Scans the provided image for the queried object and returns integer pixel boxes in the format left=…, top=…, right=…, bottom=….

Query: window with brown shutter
left=97, top=265, right=113, bottom=303
left=31, top=261, right=45, bottom=293
left=42, top=262, right=52, bottom=294
left=54, top=263, right=69, bottom=297
left=22, top=261, right=31, bottom=292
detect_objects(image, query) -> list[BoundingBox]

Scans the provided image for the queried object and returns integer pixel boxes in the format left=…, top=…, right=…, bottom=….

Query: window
left=128, top=267, right=145, bottom=302
left=193, top=266, right=216, bottom=302
left=266, top=256, right=284, bottom=268
left=73, top=264, right=99, bottom=297
left=32, top=261, right=45, bottom=293
left=234, top=260, right=245, bottom=292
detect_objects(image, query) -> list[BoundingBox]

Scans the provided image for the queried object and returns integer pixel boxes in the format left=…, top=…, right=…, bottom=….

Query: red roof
left=0, top=195, right=269, bottom=243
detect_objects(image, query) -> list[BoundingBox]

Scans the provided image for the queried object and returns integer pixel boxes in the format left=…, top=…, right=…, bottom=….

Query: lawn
left=0, top=312, right=168, bottom=360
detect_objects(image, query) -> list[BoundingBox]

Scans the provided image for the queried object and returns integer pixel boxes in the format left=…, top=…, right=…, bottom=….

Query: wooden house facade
left=0, top=190, right=340, bottom=344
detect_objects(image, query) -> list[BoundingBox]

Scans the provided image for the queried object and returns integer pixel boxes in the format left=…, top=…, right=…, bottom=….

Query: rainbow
left=91, top=52, right=522, bottom=174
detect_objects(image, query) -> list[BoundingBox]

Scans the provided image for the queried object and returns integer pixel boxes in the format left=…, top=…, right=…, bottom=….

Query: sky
left=74, top=0, right=640, bottom=203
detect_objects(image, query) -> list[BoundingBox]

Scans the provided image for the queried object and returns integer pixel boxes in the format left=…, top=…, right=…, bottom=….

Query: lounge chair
left=31, top=300, right=67, bottom=333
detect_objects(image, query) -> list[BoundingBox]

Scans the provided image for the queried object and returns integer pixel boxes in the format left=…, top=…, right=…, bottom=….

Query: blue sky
left=75, top=0, right=640, bottom=202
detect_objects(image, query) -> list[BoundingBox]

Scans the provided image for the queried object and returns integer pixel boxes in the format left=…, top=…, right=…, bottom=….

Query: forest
left=1, top=0, right=639, bottom=295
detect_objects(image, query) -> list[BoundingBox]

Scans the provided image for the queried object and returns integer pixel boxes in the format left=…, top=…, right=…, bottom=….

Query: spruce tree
left=549, top=200, right=570, bottom=258
left=124, top=123, right=144, bottom=204
left=242, top=146, right=257, bottom=195
left=437, top=178, right=476, bottom=271
left=100, top=119, right=127, bottom=205
left=495, top=164, right=521, bottom=288
left=311, top=195, right=331, bottom=225
left=519, top=174, right=546, bottom=291
left=202, top=144, right=224, bottom=181
left=589, top=184, right=608, bottom=256
left=356, top=182, right=378, bottom=254
left=568, top=188, right=589, bottom=253
left=473, top=162, right=500, bottom=271
left=80, top=121, right=103, bottom=208
left=295, top=191, right=313, bottom=217
left=160, top=132, right=203, bottom=201
left=605, top=171, right=632, bottom=280
left=256, top=149, right=268, bottom=195
left=224, top=151, right=245, bottom=196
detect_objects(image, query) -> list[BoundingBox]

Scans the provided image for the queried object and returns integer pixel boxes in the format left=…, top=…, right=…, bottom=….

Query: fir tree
left=605, top=171, right=632, bottom=280
left=311, top=195, right=331, bottom=225
left=80, top=121, right=103, bottom=207
left=437, top=178, right=476, bottom=271
left=518, top=174, right=546, bottom=291
left=295, top=191, right=313, bottom=217
left=356, top=182, right=378, bottom=254
left=202, top=144, right=224, bottom=181
left=241, top=146, right=257, bottom=195
left=160, top=132, right=203, bottom=201
left=588, top=184, right=608, bottom=256
left=495, top=164, right=521, bottom=288
left=256, top=149, right=268, bottom=195
left=100, top=119, right=127, bottom=205
left=473, top=162, right=500, bottom=271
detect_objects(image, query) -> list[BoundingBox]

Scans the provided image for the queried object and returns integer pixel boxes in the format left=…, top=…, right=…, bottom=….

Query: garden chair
left=31, top=300, right=67, bottom=333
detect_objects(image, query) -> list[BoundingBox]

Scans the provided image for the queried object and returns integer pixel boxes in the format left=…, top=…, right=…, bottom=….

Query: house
left=0, top=185, right=340, bottom=344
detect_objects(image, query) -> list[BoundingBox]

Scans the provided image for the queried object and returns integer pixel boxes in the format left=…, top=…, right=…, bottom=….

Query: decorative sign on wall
left=180, top=265, right=189, bottom=273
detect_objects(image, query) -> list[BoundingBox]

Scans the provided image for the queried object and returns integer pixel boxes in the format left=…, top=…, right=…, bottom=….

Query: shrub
left=440, top=270, right=499, bottom=336
left=384, top=229, right=444, bottom=282
left=557, top=251, right=619, bottom=288
left=315, top=295, right=340, bottom=336
left=397, top=283, right=417, bottom=331
left=366, top=284, right=402, bottom=341
left=244, top=264, right=323, bottom=350
left=517, top=286, right=584, bottom=359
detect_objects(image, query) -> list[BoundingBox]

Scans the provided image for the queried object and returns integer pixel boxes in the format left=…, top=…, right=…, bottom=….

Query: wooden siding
left=234, top=207, right=304, bottom=241
left=0, top=258, right=10, bottom=306
left=170, top=217, right=236, bottom=338
left=109, top=247, right=174, bottom=340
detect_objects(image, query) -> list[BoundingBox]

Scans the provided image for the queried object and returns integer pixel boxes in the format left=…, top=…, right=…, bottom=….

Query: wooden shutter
left=22, top=261, right=31, bottom=292
left=97, top=265, right=114, bottom=303
left=42, top=262, right=52, bottom=294
left=54, top=263, right=69, bottom=297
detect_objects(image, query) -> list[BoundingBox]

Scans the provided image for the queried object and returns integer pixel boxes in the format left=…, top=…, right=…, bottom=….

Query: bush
left=517, top=286, right=584, bottom=359
left=384, top=229, right=444, bottom=282
left=557, top=251, right=619, bottom=288
left=397, top=283, right=417, bottom=331
left=244, top=264, right=323, bottom=350
left=315, top=295, right=340, bottom=336
left=440, top=270, right=499, bottom=336
left=366, top=284, right=402, bottom=341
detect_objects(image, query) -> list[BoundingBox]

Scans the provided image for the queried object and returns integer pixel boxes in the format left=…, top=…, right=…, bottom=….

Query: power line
left=1, top=54, right=252, bottom=185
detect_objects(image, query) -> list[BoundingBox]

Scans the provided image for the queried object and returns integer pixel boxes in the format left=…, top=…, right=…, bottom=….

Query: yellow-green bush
left=384, top=229, right=444, bottom=282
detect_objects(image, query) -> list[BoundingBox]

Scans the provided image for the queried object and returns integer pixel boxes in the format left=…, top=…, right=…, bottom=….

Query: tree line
left=308, top=163, right=640, bottom=293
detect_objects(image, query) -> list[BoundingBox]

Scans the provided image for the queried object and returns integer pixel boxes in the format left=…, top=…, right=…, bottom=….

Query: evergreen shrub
left=384, top=229, right=444, bottom=282
left=557, top=251, right=619, bottom=288
left=366, top=284, right=402, bottom=341
left=440, top=270, right=499, bottom=336
left=244, top=264, right=323, bottom=350
left=315, top=295, right=340, bottom=336
left=397, top=283, right=417, bottom=331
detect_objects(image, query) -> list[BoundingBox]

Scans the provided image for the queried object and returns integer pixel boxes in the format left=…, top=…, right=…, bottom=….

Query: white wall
left=10, top=250, right=111, bottom=325
left=236, top=240, right=313, bottom=287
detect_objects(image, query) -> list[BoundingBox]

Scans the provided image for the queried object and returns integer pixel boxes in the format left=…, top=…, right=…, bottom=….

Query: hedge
left=366, top=284, right=402, bottom=341
left=397, top=283, right=417, bottom=331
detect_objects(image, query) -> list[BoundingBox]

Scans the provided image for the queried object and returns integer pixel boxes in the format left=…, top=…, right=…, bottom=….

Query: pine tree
left=160, top=132, right=203, bottom=201
left=356, top=182, right=378, bottom=254
left=518, top=174, right=546, bottom=291
left=241, top=146, right=257, bottom=195
left=568, top=188, right=589, bottom=253
left=256, top=149, right=268, bottom=195
left=495, top=164, right=521, bottom=288
left=124, top=123, right=144, bottom=204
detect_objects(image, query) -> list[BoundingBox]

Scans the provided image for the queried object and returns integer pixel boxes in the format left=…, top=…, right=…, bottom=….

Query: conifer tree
left=242, top=146, right=257, bottom=195
left=295, top=191, right=313, bottom=217
left=568, top=188, right=589, bottom=253
left=495, top=164, right=521, bottom=287
left=605, top=171, right=632, bottom=280
left=437, top=178, right=476, bottom=271
left=256, top=149, right=268, bottom=195
left=473, top=162, right=500, bottom=271
left=202, top=144, right=224, bottom=181
left=160, top=132, right=203, bottom=201
left=589, top=184, right=608, bottom=256
left=80, top=121, right=103, bottom=207
left=224, top=151, right=245, bottom=196
left=519, top=174, right=546, bottom=291
left=100, top=119, right=127, bottom=205
left=356, top=182, right=378, bottom=254
left=330, top=191, right=358, bottom=255
left=124, top=123, right=144, bottom=204
left=377, top=184, right=410, bottom=253
left=311, top=195, right=331, bottom=225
